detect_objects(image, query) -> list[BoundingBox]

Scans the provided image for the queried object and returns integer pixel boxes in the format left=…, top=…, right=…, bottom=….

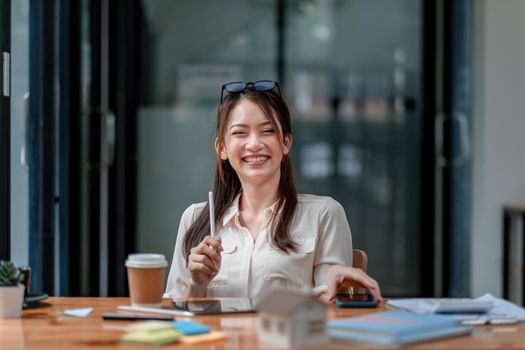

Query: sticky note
left=63, top=307, right=93, bottom=317
left=173, top=321, right=210, bottom=335
left=120, top=329, right=181, bottom=345
left=126, top=320, right=173, bottom=333
left=179, top=331, right=226, bottom=344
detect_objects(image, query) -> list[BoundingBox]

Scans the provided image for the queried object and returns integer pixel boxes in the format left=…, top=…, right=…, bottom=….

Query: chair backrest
left=352, top=249, right=368, bottom=273
left=352, top=249, right=369, bottom=294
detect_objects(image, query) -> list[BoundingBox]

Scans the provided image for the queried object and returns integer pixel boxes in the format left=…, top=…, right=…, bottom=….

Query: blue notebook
left=328, top=311, right=472, bottom=346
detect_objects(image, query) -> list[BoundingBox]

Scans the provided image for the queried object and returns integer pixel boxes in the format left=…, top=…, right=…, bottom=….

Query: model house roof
left=255, top=288, right=326, bottom=316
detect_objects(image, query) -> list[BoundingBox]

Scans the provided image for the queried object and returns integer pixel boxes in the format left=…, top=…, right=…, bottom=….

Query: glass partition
left=137, top=0, right=422, bottom=296
left=285, top=0, right=422, bottom=295
left=137, top=0, right=277, bottom=261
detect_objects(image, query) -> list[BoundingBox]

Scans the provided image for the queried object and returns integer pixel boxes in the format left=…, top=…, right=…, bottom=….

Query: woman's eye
left=262, top=129, right=275, bottom=133
left=231, top=130, right=246, bottom=136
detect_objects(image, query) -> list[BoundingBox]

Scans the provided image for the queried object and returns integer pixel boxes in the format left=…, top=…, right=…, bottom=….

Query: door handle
left=2, top=52, right=10, bottom=97
left=21, top=92, right=29, bottom=170
left=100, top=108, right=115, bottom=169
left=435, top=111, right=470, bottom=167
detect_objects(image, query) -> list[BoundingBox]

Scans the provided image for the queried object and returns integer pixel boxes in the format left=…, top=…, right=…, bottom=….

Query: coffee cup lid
left=125, top=254, right=168, bottom=268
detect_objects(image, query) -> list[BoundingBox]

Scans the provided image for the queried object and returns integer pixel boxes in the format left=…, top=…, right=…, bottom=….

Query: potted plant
left=0, top=260, right=25, bottom=318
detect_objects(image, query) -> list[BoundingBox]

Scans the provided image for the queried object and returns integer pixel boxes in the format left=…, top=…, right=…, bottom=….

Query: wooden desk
left=1, top=297, right=524, bottom=349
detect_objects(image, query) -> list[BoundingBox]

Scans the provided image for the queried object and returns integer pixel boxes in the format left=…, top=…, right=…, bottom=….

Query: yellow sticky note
left=120, top=329, right=181, bottom=345
left=125, top=320, right=172, bottom=333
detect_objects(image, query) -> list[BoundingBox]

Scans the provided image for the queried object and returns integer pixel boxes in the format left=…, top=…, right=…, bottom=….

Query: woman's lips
left=242, top=155, right=270, bottom=163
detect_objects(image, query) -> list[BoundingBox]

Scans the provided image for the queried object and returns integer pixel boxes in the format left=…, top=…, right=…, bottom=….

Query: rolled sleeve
left=164, top=204, right=196, bottom=298
left=312, top=197, right=353, bottom=287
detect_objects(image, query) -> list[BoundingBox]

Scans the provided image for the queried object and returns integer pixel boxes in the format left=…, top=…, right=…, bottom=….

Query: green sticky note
left=120, top=329, right=181, bottom=346
left=126, top=320, right=172, bottom=333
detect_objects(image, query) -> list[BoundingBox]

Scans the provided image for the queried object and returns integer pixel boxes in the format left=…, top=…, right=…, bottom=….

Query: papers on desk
left=63, top=307, right=93, bottom=317
left=475, top=293, right=525, bottom=323
left=387, top=293, right=525, bottom=324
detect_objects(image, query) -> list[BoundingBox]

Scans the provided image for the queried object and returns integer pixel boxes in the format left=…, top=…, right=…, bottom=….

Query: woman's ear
left=282, top=133, right=292, bottom=155
left=215, top=137, right=228, bottom=160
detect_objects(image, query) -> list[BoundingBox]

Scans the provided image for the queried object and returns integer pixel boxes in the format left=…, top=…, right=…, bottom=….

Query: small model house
left=256, top=288, right=328, bottom=347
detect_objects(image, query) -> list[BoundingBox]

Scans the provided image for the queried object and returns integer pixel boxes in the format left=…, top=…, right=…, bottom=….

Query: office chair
left=351, top=249, right=368, bottom=294
left=352, top=248, right=368, bottom=273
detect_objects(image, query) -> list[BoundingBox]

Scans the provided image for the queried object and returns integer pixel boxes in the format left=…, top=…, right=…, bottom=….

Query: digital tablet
left=171, top=298, right=256, bottom=315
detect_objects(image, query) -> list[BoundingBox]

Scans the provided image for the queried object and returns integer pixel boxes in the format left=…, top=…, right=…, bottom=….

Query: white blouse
left=164, top=194, right=353, bottom=298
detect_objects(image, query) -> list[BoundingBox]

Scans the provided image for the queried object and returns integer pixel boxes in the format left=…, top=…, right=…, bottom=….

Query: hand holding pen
left=187, top=191, right=223, bottom=287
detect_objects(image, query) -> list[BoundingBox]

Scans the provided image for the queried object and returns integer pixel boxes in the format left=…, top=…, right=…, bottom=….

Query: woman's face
left=216, top=98, right=291, bottom=188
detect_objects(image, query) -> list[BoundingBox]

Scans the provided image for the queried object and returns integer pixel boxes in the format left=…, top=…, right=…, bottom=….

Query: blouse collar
left=221, top=192, right=280, bottom=226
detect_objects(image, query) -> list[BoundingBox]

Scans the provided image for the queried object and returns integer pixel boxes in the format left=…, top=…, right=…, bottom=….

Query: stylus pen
left=208, top=191, right=216, bottom=237
left=118, top=305, right=194, bottom=317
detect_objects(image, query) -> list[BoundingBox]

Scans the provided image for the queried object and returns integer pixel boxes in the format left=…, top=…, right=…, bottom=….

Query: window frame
left=0, top=0, right=11, bottom=261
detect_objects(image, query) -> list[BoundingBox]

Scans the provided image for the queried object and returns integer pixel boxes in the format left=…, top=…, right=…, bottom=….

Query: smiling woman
left=164, top=81, right=379, bottom=300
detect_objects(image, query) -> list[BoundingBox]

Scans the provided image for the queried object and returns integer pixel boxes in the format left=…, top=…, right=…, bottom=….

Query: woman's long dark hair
left=182, top=87, right=298, bottom=261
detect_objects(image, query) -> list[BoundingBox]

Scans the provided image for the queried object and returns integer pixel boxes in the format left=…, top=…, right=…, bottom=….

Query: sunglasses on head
left=220, top=80, right=282, bottom=103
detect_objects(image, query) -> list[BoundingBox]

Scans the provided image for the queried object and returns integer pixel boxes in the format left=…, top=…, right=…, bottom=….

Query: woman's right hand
left=188, top=236, right=223, bottom=287
left=325, top=265, right=383, bottom=303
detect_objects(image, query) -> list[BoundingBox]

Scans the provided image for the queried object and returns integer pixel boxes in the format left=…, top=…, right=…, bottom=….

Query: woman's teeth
left=243, top=156, right=269, bottom=162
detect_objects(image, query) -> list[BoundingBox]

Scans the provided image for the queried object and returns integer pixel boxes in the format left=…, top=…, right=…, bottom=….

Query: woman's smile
left=241, top=154, right=270, bottom=165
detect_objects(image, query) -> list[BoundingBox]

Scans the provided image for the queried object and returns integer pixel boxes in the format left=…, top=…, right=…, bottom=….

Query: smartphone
left=334, top=293, right=378, bottom=308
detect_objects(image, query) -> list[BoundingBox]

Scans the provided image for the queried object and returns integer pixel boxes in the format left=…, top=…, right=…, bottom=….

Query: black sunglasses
left=220, top=80, right=282, bottom=103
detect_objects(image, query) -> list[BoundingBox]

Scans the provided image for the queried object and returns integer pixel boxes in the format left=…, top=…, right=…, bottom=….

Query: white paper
left=387, top=294, right=525, bottom=322
left=475, top=293, right=525, bottom=321
left=63, top=307, right=93, bottom=317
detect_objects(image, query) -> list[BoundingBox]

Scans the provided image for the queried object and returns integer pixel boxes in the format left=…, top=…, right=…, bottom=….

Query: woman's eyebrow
left=229, top=123, right=248, bottom=130
left=229, top=121, right=273, bottom=130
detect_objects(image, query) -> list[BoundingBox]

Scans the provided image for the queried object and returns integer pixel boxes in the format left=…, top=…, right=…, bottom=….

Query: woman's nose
left=246, top=134, right=263, bottom=150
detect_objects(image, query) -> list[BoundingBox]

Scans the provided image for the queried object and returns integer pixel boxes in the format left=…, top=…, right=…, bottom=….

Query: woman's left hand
left=325, top=265, right=383, bottom=303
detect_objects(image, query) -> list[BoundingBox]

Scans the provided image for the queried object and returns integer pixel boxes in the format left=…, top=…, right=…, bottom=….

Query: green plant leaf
left=0, top=260, right=21, bottom=286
